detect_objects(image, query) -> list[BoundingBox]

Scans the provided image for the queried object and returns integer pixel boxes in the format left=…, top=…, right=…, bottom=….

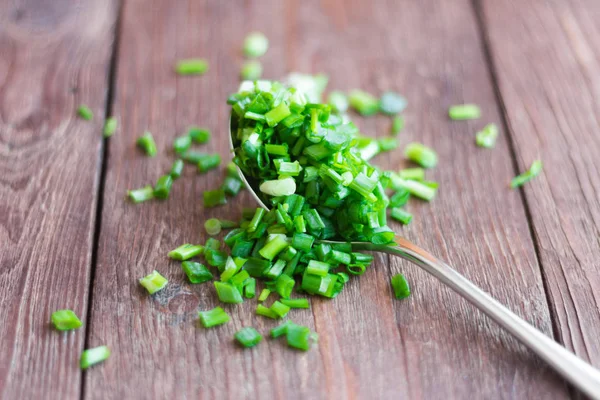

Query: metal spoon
left=229, top=115, right=600, bottom=399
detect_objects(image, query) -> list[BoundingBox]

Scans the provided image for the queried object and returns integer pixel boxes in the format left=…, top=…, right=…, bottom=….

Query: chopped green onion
left=265, top=102, right=291, bottom=126
left=306, top=260, right=329, bottom=277
left=391, top=116, right=404, bottom=135
left=136, top=131, right=157, bottom=157
left=391, top=273, right=411, bottom=299
left=243, top=32, right=269, bottom=58
left=173, top=135, right=192, bottom=154
left=389, top=188, right=410, bottom=207
left=390, top=208, right=413, bottom=225
left=275, top=274, right=295, bottom=299
left=203, top=189, right=227, bottom=208
left=271, top=320, right=294, bottom=338
left=241, top=60, right=263, bottom=80
left=247, top=208, right=266, bottom=232
left=379, top=91, right=407, bottom=115
left=220, top=256, right=243, bottom=282
left=188, top=127, right=211, bottom=143
left=349, top=90, right=379, bottom=116
left=243, top=257, right=271, bottom=277
left=139, top=270, right=168, bottom=294
left=390, top=175, right=437, bottom=201
left=475, top=123, right=499, bottom=148
left=234, top=327, right=263, bottom=348
left=80, top=346, right=110, bottom=369
left=294, top=215, right=306, bottom=233
left=182, top=261, right=213, bottom=284
left=103, top=117, right=117, bottom=137
left=378, top=137, right=398, bottom=152
left=259, top=177, right=296, bottom=197
left=127, top=185, right=154, bottom=203
left=199, top=307, right=230, bottom=328
left=168, top=244, right=204, bottom=260
left=205, top=218, right=222, bottom=236
left=291, top=233, right=314, bottom=252
left=511, top=160, right=543, bottom=188
left=347, top=264, right=366, bottom=275
left=222, top=176, right=243, bottom=196
left=280, top=298, right=309, bottom=309
left=51, top=310, right=83, bottom=331
left=258, top=288, right=271, bottom=302
left=259, top=235, right=289, bottom=260
left=244, top=278, right=256, bottom=298
left=270, top=301, right=291, bottom=318
left=448, top=104, right=481, bottom=120
left=286, top=324, right=313, bottom=351
left=175, top=58, right=209, bottom=75
left=181, top=151, right=209, bottom=164
left=404, top=143, right=438, bottom=168
left=328, top=91, right=348, bottom=113
left=153, top=175, right=173, bottom=199
left=197, top=154, right=221, bottom=173
left=399, top=168, right=425, bottom=181
left=205, top=238, right=221, bottom=251
left=256, top=304, right=278, bottom=319
left=170, top=159, right=184, bottom=179
left=214, top=281, right=244, bottom=304
left=77, top=105, right=93, bottom=120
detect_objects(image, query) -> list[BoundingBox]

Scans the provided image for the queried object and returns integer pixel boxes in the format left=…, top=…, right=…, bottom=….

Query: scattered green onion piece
left=280, top=298, right=309, bottom=309
left=188, top=127, right=211, bottom=143
left=218, top=219, right=238, bottom=229
left=270, top=301, right=291, bottom=318
left=153, top=175, right=173, bottom=199
left=243, top=32, right=269, bottom=58
left=275, top=274, right=295, bottom=299
left=175, top=58, right=208, bottom=75
left=349, top=90, right=379, bottom=116
left=136, top=131, right=157, bottom=157
left=170, top=159, right=184, bottom=179
left=328, top=91, right=349, bottom=113
left=244, top=278, right=256, bottom=298
left=286, top=324, right=312, bottom=351
left=511, top=160, right=543, bottom=188
left=241, top=60, right=263, bottom=80
left=197, top=154, right=221, bottom=173
left=448, top=104, right=481, bottom=120
left=243, top=257, right=271, bottom=277
left=235, top=327, right=263, bottom=348
left=256, top=304, right=278, bottom=319
left=379, top=91, right=407, bottom=115
left=77, top=105, right=93, bottom=120
left=222, top=176, right=243, bottom=196
left=391, top=116, right=404, bottom=135
left=205, top=238, right=221, bottom=251
left=173, top=135, right=192, bottom=154
left=103, top=117, right=117, bottom=137
left=168, top=243, right=204, bottom=260
left=258, top=288, right=271, bottom=302
left=391, top=273, right=411, bottom=299
left=80, top=346, right=110, bottom=369
left=182, top=261, right=213, bottom=284
left=127, top=185, right=154, bottom=203
left=389, top=189, right=410, bottom=207
left=476, top=123, right=499, bottom=148
left=51, top=310, right=83, bottom=331
left=399, top=168, right=425, bottom=181
left=203, top=189, right=227, bottom=208
left=181, top=151, right=208, bottom=164
left=139, top=270, right=168, bottom=294
left=199, top=307, right=230, bottom=328
left=271, top=320, right=294, bottom=338
left=214, top=281, right=244, bottom=304
left=390, top=208, right=413, bottom=225
left=378, top=137, right=398, bottom=152
left=265, top=102, right=291, bottom=126
left=404, top=143, right=438, bottom=168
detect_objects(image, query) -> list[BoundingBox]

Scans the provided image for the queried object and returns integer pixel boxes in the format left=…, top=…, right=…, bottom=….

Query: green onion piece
left=511, top=160, right=543, bottom=188
left=390, top=207, right=413, bottom=225
left=448, top=104, right=481, bottom=120
left=77, top=105, right=93, bottom=120
left=347, top=264, right=366, bottom=275
left=277, top=161, right=303, bottom=176
left=265, top=102, right=291, bottom=126
left=243, top=257, right=271, bottom=277
left=286, top=324, right=312, bottom=351
left=80, top=346, right=110, bottom=369
left=153, top=175, right=173, bottom=199
left=391, top=273, right=411, bottom=299
left=329, top=249, right=351, bottom=265
left=205, top=238, right=221, bottom=251
left=206, top=249, right=228, bottom=269
left=275, top=274, right=295, bottom=299
left=188, top=127, right=211, bottom=143
left=139, top=270, right=168, bottom=294
left=404, top=143, right=438, bottom=168
left=264, top=259, right=286, bottom=280
left=391, top=116, right=404, bottom=135
left=181, top=151, right=209, bottom=164
left=197, top=154, right=221, bottom=173
left=390, top=188, right=410, bottom=207
left=399, top=168, right=425, bottom=181
left=244, top=278, right=256, bottom=298
left=241, top=60, right=263, bottom=80
left=306, top=260, right=329, bottom=277
left=214, top=281, right=244, bottom=304
left=199, top=307, right=230, bottom=328
left=259, top=235, right=289, bottom=260
left=328, top=91, right=349, bottom=113
left=175, top=58, right=208, bottom=76
left=247, top=208, right=266, bottom=232
left=136, top=131, right=157, bottom=157
left=173, top=135, right=192, bottom=154
left=270, top=301, right=291, bottom=318
left=390, top=175, right=437, bottom=201
left=222, top=176, right=243, bottom=196
left=280, top=298, right=309, bottom=309
left=259, top=177, right=296, bottom=197
left=234, top=327, right=263, bottom=348
left=182, top=261, right=213, bottom=284
left=379, top=91, right=407, bottom=115
left=168, top=244, right=204, bottom=260
left=170, top=159, right=185, bottom=179
left=243, top=32, right=269, bottom=58
left=291, top=233, right=314, bottom=252
left=349, top=90, right=379, bottom=116
left=51, top=309, right=83, bottom=331
left=219, top=219, right=238, bottom=229
left=475, top=123, right=499, bottom=148
left=256, top=304, right=278, bottom=319
left=203, top=189, right=227, bottom=208
left=271, top=320, right=294, bottom=338
left=127, top=185, right=154, bottom=203
left=220, top=256, right=242, bottom=282
left=378, top=137, right=398, bottom=152
left=103, top=117, right=117, bottom=137
left=258, top=288, right=271, bottom=302
left=294, top=215, right=306, bottom=233
left=203, top=218, right=221, bottom=236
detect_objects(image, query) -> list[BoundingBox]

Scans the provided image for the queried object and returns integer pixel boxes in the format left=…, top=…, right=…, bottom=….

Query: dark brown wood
left=481, top=0, right=600, bottom=368
left=86, top=0, right=567, bottom=398
left=0, top=0, right=117, bottom=398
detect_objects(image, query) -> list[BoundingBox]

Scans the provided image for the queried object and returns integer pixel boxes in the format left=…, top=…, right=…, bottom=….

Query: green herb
left=391, top=116, right=404, bottom=135
left=188, top=127, right=211, bottom=143
left=404, top=142, right=438, bottom=169
left=51, top=310, right=83, bottom=331
left=80, top=346, right=110, bottom=369
left=328, top=91, right=348, bottom=113
left=448, top=104, right=481, bottom=120
left=241, top=60, right=263, bottom=80
left=139, top=270, right=168, bottom=294
left=205, top=218, right=222, bottom=236
left=234, top=327, right=263, bottom=348
left=379, top=91, right=407, bottom=115
left=175, top=59, right=209, bottom=75
left=153, top=175, right=173, bottom=199
left=77, top=105, right=93, bottom=120
left=103, top=117, right=117, bottom=137
left=173, top=135, right=192, bottom=154
left=170, top=159, right=184, bottom=179
left=280, top=298, right=309, bottom=309
left=390, top=208, right=412, bottom=225
left=182, top=261, right=213, bottom=284
left=199, top=307, right=230, bottom=328
left=203, top=189, right=227, bottom=208
left=349, top=90, right=379, bottom=116
left=243, top=32, right=269, bottom=58
left=168, top=244, right=204, bottom=260
left=511, top=160, right=542, bottom=188
left=476, top=123, right=499, bottom=148
left=136, top=131, right=157, bottom=157
left=127, top=185, right=154, bottom=203
left=391, top=273, right=411, bottom=299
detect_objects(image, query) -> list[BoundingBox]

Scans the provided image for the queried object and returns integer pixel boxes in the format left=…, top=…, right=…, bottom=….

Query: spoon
left=229, top=115, right=600, bottom=398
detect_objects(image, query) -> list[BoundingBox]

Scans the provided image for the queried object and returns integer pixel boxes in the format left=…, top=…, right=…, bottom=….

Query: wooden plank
left=0, top=0, right=117, bottom=398
left=86, top=0, right=566, bottom=398
left=480, top=0, right=600, bottom=367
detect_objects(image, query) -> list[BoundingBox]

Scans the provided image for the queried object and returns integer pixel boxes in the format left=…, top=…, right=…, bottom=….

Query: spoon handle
left=368, top=237, right=600, bottom=399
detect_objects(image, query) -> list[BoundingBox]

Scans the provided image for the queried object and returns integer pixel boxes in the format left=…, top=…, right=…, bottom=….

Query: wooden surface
left=1, top=0, right=599, bottom=398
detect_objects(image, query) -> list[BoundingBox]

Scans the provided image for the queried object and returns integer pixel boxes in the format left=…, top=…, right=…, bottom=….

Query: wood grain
left=481, top=0, right=600, bottom=368
left=86, top=0, right=566, bottom=398
left=0, top=0, right=117, bottom=398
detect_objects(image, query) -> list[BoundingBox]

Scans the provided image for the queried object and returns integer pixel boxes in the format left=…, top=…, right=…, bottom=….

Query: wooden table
left=1, top=0, right=599, bottom=398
